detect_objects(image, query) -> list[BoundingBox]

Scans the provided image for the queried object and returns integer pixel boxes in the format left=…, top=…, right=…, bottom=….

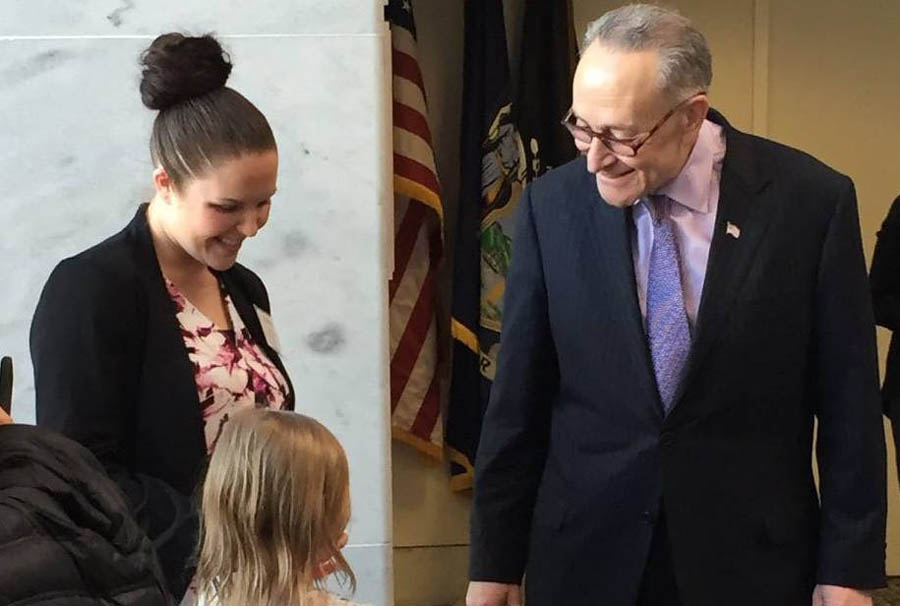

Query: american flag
left=387, top=0, right=444, bottom=459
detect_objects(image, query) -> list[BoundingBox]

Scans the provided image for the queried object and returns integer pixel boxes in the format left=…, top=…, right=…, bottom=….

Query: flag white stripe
left=392, top=75, right=428, bottom=119
left=394, top=126, right=437, bottom=175
left=393, top=318, right=439, bottom=430
left=391, top=25, right=419, bottom=64
left=389, top=215, right=432, bottom=357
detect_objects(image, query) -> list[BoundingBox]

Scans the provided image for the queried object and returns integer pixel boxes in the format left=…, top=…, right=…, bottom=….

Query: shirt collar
left=653, top=119, right=723, bottom=214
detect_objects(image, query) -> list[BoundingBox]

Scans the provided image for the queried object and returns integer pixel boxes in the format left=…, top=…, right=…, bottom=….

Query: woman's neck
left=146, top=196, right=210, bottom=285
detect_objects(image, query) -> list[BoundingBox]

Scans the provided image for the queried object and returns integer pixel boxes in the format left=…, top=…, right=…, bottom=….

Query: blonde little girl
left=192, top=409, right=364, bottom=606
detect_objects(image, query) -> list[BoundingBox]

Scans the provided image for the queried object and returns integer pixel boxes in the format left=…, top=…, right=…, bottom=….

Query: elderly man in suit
left=465, top=4, right=886, bottom=606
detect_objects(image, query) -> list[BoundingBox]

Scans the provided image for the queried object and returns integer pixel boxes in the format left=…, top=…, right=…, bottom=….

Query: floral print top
left=165, top=278, right=290, bottom=453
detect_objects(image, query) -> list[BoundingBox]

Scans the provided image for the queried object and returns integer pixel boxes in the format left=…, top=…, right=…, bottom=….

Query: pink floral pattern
left=166, top=278, right=290, bottom=453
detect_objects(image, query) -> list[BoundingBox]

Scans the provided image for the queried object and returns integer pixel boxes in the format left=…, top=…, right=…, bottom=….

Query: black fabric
left=30, top=205, right=295, bottom=596
left=636, top=512, right=681, bottom=606
left=447, top=0, right=577, bottom=488
left=447, top=0, right=515, bottom=484
left=383, top=0, right=417, bottom=39
left=514, top=0, right=577, bottom=179
left=469, top=110, right=886, bottom=605
left=0, top=423, right=170, bottom=606
left=869, top=194, right=900, bottom=478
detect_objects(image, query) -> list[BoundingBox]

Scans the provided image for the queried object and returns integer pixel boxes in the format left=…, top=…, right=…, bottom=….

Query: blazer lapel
left=218, top=270, right=297, bottom=411
left=581, top=169, right=662, bottom=419
left=220, top=273, right=265, bottom=340
left=667, top=116, right=776, bottom=419
left=127, top=205, right=207, bottom=455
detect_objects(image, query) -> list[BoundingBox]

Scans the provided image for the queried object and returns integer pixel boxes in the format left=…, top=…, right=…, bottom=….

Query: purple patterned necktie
left=646, top=195, right=692, bottom=413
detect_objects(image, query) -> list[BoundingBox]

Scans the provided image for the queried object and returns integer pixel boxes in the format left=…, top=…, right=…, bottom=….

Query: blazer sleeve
left=869, top=195, right=900, bottom=331
left=813, top=178, right=887, bottom=588
left=31, top=257, right=141, bottom=475
left=469, top=184, right=559, bottom=583
left=31, top=257, right=196, bottom=595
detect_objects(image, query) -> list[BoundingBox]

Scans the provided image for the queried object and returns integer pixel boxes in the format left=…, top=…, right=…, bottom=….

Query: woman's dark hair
left=139, top=33, right=276, bottom=190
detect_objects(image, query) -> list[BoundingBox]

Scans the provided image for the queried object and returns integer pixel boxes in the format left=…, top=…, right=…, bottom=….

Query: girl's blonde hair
left=196, top=409, right=355, bottom=606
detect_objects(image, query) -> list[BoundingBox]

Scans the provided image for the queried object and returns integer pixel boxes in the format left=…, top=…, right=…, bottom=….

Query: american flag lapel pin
left=726, top=221, right=741, bottom=239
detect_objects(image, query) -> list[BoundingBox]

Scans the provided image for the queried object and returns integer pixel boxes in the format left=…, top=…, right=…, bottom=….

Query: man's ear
left=684, top=93, right=710, bottom=132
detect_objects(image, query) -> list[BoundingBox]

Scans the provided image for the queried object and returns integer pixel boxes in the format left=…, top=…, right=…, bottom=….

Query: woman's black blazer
left=30, top=204, right=295, bottom=594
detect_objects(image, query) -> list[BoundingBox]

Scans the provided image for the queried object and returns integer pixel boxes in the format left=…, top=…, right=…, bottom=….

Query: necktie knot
left=648, top=194, right=673, bottom=224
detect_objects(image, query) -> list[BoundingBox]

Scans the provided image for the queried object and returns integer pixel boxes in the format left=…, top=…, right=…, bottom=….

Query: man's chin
left=596, top=184, right=638, bottom=208
left=595, top=174, right=641, bottom=208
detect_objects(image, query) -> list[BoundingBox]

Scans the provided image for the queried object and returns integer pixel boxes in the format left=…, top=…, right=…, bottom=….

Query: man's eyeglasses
left=560, top=93, right=705, bottom=157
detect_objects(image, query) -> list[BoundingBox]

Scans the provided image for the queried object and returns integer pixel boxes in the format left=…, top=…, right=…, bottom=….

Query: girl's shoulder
left=191, top=589, right=369, bottom=606
left=307, top=590, right=369, bottom=606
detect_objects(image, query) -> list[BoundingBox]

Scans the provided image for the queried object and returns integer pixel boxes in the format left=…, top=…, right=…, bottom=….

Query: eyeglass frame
left=560, top=92, right=706, bottom=157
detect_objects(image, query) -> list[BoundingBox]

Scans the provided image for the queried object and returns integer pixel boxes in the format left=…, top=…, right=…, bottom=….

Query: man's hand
left=813, top=584, right=873, bottom=606
left=466, top=581, right=522, bottom=606
left=0, top=407, right=11, bottom=425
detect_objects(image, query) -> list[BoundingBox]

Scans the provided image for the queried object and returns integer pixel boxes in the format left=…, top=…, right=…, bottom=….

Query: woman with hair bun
left=30, top=33, right=294, bottom=598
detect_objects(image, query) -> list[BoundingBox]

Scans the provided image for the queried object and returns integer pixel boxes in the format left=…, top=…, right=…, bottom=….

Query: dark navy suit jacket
left=469, top=111, right=886, bottom=606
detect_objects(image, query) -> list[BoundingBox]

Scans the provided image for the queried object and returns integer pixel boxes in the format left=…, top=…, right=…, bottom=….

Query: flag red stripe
left=394, top=154, right=440, bottom=197
left=388, top=202, right=425, bottom=303
left=393, top=101, right=433, bottom=147
left=392, top=48, right=426, bottom=100
left=388, top=13, right=444, bottom=456
left=391, top=267, right=437, bottom=411
left=410, top=371, right=441, bottom=439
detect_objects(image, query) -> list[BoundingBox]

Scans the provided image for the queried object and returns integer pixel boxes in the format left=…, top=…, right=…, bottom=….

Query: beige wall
left=574, top=0, right=758, bottom=131
left=764, top=0, right=900, bottom=573
left=395, top=2, right=900, bottom=603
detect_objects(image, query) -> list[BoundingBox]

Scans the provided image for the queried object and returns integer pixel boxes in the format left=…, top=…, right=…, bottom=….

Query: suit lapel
left=580, top=169, right=662, bottom=419
left=667, top=116, right=776, bottom=418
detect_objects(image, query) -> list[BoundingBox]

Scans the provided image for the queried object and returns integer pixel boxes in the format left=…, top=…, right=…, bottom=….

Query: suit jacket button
left=660, top=432, right=675, bottom=447
left=642, top=510, right=654, bottom=525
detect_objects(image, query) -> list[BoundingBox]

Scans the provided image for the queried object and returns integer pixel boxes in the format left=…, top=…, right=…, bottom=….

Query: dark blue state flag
left=446, top=0, right=576, bottom=490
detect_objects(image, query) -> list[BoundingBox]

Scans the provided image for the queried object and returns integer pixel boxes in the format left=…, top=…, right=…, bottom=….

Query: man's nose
left=585, top=137, right=618, bottom=173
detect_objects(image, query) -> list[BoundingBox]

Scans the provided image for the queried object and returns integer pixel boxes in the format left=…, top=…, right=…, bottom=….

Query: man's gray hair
left=582, top=4, right=712, bottom=102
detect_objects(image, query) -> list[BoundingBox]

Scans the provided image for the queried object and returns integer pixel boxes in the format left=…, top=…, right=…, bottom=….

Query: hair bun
left=140, top=33, right=232, bottom=111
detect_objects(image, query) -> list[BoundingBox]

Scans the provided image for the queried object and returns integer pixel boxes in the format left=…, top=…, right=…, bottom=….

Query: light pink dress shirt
left=631, top=119, right=727, bottom=327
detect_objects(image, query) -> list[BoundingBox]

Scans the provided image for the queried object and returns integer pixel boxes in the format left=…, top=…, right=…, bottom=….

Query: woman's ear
left=153, top=166, right=173, bottom=201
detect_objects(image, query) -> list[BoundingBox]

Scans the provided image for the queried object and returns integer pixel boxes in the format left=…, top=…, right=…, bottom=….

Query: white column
left=0, top=2, right=393, bottom=603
